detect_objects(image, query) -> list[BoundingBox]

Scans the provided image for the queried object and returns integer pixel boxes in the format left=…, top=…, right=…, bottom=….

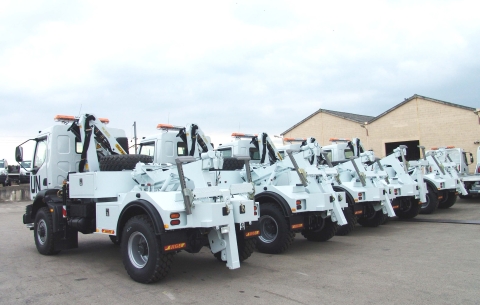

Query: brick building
left=281, top=94, right=480, bottom=167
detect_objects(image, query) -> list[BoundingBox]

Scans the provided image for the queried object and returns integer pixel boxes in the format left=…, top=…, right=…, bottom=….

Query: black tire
left=100, top=154, right=153, bottom=171
left=357, top=206, right=387, bottom=227
left=438, top=191, right=457, bottom=209
left=336, top=206, right=357, bottom=236
left=255, top=202, right=295, bottom=254
left=395, top=197, right=421, bottom=219
left=301, top=217, right=338, bottom=242
left=213, top=230, right=256, bottom=262
left=121, top=215, right=174, bottom=283
left=221, top=158, right=245, bottom=171
left=420, top=184, right=439, bottom=214
left=34, top=207, right=60, bottom=255
left=109, top=235, right=120, bottom=245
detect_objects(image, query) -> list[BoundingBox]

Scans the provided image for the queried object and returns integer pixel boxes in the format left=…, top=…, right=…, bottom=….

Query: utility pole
left=133, top=121, right=138, bottom=154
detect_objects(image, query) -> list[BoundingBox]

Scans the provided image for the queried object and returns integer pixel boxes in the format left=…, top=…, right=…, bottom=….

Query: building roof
left=281, top=109, right=374, bottom=135
left=281, top=94, right=476, bottom=135
left=368, top=94, right=476, bottom=123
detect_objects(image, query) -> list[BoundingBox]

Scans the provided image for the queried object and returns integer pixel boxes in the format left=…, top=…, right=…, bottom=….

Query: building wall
left=283, top=96, right=480, bottom=171
left=368, top=97, right=480, bottom=164
left=283, top=112, right=367, bottom=146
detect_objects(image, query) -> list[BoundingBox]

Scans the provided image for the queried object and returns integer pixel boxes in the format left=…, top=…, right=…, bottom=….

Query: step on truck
left=214, top=132, right=347, bottom=254
left=409, top=146, right=468, bottom=213
left=18, top=114, right=259, bottom=283
left=317, top=138, right=397, bottom=235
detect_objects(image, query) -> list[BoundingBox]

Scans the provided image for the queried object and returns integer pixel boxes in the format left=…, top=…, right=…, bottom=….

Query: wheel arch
left=332, top=185, right=355, bottom=207
left=117, top=200, right=165, bottom=242
left=255, top=191, right=292, bottom=217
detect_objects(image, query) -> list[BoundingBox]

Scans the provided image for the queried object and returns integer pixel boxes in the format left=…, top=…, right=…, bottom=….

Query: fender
left=255, top=191, right=292, bottom=217
left=117, top=199, right=165, bottom=240
left=24, top=188, right=61, bottom=224
left=333, top=185, right=355, bottom=207
left=423, top=178, right=439, bottom=194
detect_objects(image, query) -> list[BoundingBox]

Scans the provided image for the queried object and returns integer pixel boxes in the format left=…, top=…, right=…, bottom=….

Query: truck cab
left=0, top=159, right=10, bottom=186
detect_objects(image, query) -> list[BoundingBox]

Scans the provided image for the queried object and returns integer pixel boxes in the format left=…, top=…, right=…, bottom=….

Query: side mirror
left=15, top=146, right=23, bottom=162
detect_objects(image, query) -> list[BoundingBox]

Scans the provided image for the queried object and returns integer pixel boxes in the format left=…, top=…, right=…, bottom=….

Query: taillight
left=476, top=166, right=480, bottom=174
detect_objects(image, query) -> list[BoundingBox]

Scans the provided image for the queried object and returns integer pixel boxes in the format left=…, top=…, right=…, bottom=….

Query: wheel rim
left=258, top=215, right=278, bottom=244
left=421, top=195, right=430, bottom=209
left=37, top=219, right=47, bottom=245
left=128, top=232, right=149, bottom=269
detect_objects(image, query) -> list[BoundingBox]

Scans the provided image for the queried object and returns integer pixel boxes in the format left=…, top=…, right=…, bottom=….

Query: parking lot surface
left=1, top=199, right=479, bottom=305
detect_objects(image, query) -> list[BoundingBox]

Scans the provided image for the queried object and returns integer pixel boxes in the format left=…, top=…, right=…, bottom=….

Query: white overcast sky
left=1, top=0, right=480, bottom=161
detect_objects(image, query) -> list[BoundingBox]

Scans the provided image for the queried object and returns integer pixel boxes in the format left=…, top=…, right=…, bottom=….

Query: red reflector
left=392, top=205, right=400, bottom=209
left=101, top=229, right=115, bottom=234
left=170, top=219, right=180, bottom=225
left=291, top=223, right=303, bottom=229
left=354, top=210, right=363, bottom=215
left=62, top=205, right=67, bottom=218
left=170, top=213, right=180, bottom=219
left=245, top=230, right=260, bottom=237
left=164, top=243, right=186, bottom=252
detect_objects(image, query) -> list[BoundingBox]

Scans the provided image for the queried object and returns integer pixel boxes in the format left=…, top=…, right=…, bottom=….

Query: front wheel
left=255, top=202, right=295, bottom=254
left=336, top=206, right=357, bottom=236
left=121, top=215, right=174, bottom=283
left=357, top=207, right=386, bottom=227
left=438, top=191, right=457, bottom=209
left=34, top=207, right=60, bottom=255
left=214, top=230, right=256, bottom=262
left=420, top=184, right=439, bottom=214
left=395, top=197, right=421, bottom=219
left=301, top=217, right=337, bottom=242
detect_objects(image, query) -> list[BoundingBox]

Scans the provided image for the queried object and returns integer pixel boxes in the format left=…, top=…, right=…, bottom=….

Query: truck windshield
left=21, top=161, right=31, bottom=168
left=0, top=161, right=4, bottom=167
left=139, top=142, right=155, bottom=156
left=344, top=149, right=354, bottom=159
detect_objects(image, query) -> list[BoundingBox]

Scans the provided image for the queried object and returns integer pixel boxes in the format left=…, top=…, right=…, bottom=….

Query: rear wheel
left=438, top=191, right=457, bottom=209
left=420, top=184, right=439, bottom=214
left=256, top=202, right=295, bottom=254
left=395, top=197, right=421, bottom=219
left=34, top=207, right=60, bottom=255
left=121, top=215, right=174, bottom=283
left=357, top=206, right=386, bottom=227
left=301, top=217, right=337, bottom=242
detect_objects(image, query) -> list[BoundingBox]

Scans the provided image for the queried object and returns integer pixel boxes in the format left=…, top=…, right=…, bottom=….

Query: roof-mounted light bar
left=283, top=137, right=306, bottom=142
left=54, top=115, right=109, bottom=124
left=157, top=123, right=184, bottom=131
left=231, top=132, right=257, bottom=138
left=54, top=115, right=76, bottom=122
left=431, top=147, right=438, bottom=150
left=446, top=145, right=455, bottom=149
left=329, top=137, right=351, bottom=142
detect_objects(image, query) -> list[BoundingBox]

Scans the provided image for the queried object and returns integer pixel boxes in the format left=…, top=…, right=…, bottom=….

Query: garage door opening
left=385, top=140, right=420, bottom=161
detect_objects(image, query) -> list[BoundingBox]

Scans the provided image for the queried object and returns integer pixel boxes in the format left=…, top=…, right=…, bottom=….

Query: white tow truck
left=18, top=114, right=259, bottom=283
left=217, top=132, right=348, bottom=253
left=318, top=138, right=398, bottom=235
left=409, top=146, right=468, bottom=213
left=427, top=146, right=480, bottom=199
left=141, top=127, right=347, bottom=254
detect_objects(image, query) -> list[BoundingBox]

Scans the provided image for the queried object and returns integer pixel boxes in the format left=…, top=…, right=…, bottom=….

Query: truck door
left=30, top=136, right=48, bottom=198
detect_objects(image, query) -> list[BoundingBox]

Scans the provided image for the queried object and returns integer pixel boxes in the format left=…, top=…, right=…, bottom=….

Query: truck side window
left=75, top=139, right=83, bottom=154
left=324, top=150, right=332, bottom=161
left=33, top=139, right=47, bottom=170
left=249, top=148, right=260, bottom=160
left=177, top=142, right=187, bottom=156
left=217, top=148, right=232, bottom=158
left=139, top=142, right=155, bottom=156
left=344, top=149, right=353, bottom=159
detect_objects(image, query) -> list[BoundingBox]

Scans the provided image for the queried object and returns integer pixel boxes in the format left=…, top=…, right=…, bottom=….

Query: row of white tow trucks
left=17, top=114, right=471, bottom=283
